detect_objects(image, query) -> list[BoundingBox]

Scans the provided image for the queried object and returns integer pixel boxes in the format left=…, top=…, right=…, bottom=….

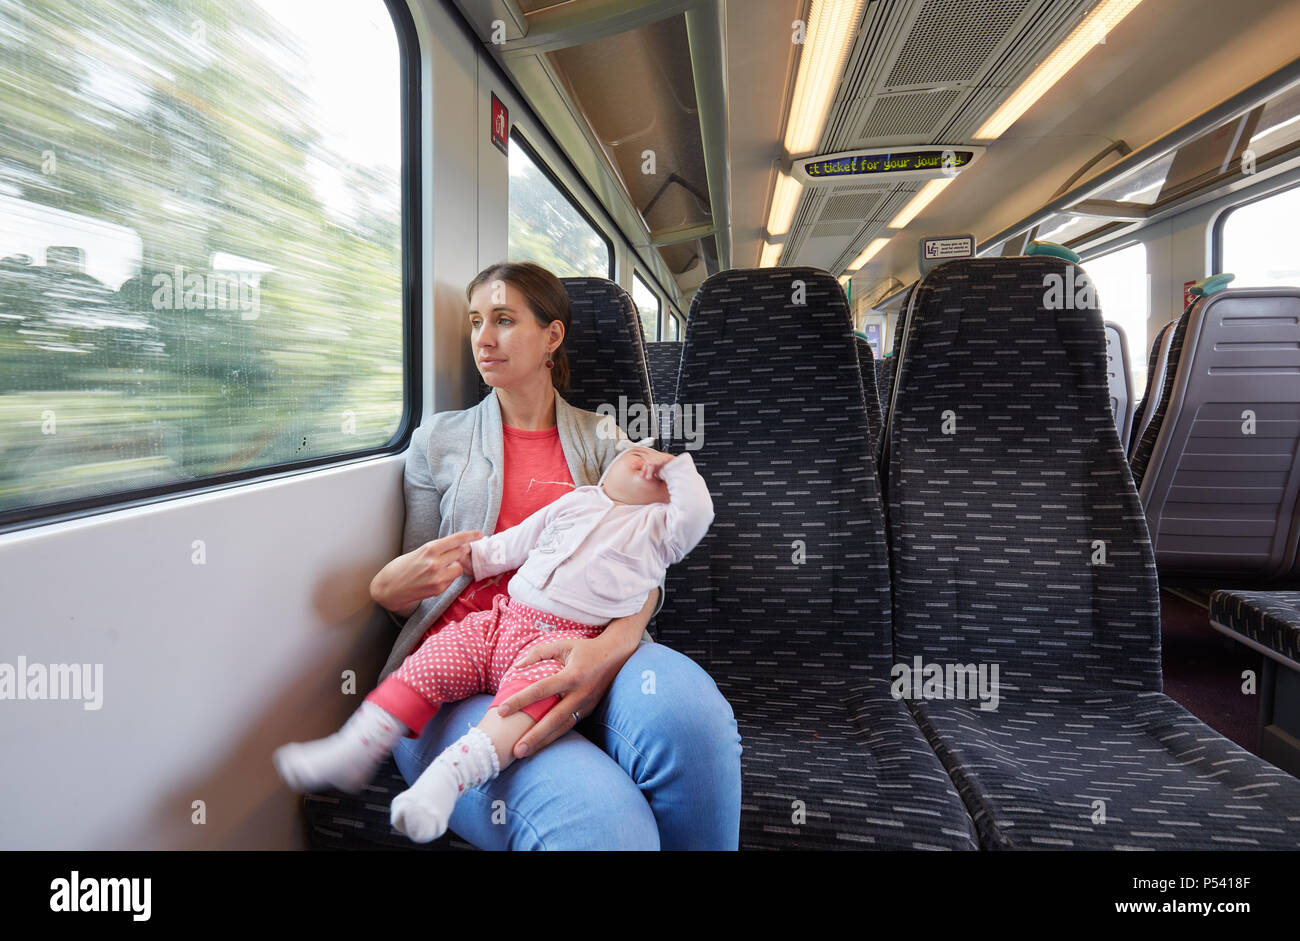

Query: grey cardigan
left=377, top=389, right=657, bottom=683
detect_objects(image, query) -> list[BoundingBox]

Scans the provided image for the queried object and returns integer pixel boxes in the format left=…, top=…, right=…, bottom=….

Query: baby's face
left=602, top=448, right=670, bottom=506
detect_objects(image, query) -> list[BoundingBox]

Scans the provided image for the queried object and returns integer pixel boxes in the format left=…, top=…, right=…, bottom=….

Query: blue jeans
left=391, top=640, right=742, bottom=850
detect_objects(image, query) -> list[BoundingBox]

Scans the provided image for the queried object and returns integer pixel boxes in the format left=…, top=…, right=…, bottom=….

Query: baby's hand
left=628, top=447, right=672, bottom=481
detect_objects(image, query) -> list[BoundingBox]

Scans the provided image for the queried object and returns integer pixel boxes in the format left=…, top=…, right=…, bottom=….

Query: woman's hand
left=494, top=590, right=656, bottom=758
left=370, top=530, right=483, bottom=617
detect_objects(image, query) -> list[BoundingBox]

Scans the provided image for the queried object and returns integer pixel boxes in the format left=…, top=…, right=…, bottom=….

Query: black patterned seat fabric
left=655, top=266, right=979, bottom=849
left=1127, top=317, right=1176, bottom=456
left=644, top=340, right=682, bottom=447
left=882, top=283, right=915, bottom=399
left=1128, top=308, right=1189, bottom=490
left=886, top=257, right=1300, bottom=849
left=1210, top=591, right=1300, bottom=668
left=855, top=335, right=884, bottom=454
left=644, top=341, right=682, bottom=407
left=876, top=357, right=895, bottom=434
left=875, top=284, right=915, bottom=464
left=556, top=277, right=653, bottom=417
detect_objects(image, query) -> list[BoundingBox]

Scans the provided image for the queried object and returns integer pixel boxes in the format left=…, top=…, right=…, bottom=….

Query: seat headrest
left=557, top=277, right=652, bottom=415
left=1025, top=240, right=1080, bottom=263
left=1189, top=273, right=1235, bottom=297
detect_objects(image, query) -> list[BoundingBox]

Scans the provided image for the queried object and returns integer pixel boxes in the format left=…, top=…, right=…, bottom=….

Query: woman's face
left=468, top=279, right=562, bottom=391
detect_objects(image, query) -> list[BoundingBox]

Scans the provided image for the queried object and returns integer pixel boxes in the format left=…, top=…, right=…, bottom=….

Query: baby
left=273, top=441, right=713, bottom=842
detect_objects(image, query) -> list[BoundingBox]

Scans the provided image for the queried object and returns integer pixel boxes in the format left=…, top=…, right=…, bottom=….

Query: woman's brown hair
left=466, top=261, right=571, bottom=392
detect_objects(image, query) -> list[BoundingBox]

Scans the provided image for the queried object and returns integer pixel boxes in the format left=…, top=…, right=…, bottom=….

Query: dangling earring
left=545, top=355, right=554, bottom=368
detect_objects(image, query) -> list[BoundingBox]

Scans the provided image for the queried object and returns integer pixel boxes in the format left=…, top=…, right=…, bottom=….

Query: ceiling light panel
left=784, top=0, right=870, bottom=155
left=974, top=0, right=1145, bottom=139
left=766, top=172, right=803, bottom=237
left=888, top=177, right=955, bottom=228
left=849, top=237, right=892, bottom=270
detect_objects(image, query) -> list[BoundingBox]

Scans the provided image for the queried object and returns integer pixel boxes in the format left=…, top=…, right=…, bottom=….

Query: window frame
left=503, top=115, right=681, bottom=324
left=508, top=128, right=614, bottom=279
left=632, top=269, right=662, bottom=341
left=0, top=0, right=422, bottom=535
left=667, top=310, right=685, bottom=341
left=1212, top=178, right=1300, bottom=279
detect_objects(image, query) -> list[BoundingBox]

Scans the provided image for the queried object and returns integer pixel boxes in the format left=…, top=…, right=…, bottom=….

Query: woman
left=368, top=261, right=742, bottom=850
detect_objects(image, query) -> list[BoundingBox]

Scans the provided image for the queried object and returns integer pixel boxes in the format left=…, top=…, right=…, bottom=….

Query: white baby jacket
left=468, top=452, right=714, bottom=624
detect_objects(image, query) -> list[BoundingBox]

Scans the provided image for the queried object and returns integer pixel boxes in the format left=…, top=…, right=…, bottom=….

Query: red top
left=420, top=423, right=576, bottom=642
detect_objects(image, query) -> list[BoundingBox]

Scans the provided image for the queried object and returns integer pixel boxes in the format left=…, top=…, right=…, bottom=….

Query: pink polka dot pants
left=366, top=593, right=606, bottom=736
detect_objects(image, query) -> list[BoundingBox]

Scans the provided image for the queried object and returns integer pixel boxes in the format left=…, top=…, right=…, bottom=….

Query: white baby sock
left=273, top=700, right=409, bottom=794
left=390, top=726, right=500, bottom=843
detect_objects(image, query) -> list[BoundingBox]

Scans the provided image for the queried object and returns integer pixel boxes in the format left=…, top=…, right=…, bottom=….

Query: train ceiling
left=452, top=0, right=1300, bottom=311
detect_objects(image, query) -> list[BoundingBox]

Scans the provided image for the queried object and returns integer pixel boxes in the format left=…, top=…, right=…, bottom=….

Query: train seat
left=556, top=276, right=654, bottom=417
left=885, top=256, right=1300, bottom=849
left=1130, top=283, right=1300, bottom=577
left=1209, top=590, right=1300, bottom=777
left=1104, top=321, right=1134, bottom=453
left=644, top=339, right=683, bottom=447
left=876, top=284, right=915, bottom=465
left=655, top=265, right=980, bottom=849
left=1128, top=318, right=1177, bottom=455
left=854, top=334, right=884, bottom=453
left=1127, top=282, right=1209, bottom=462
left=303, top=275, right=656, bottom=851
left=878, top=242, right=1074, bottom=470
left=644, top=340, right=682, bottom=407
left=1211, top=590, right=1300, bottom=669
left=876, top=356, right=897, bottom=451
left=877, top=242, right=1078, bottom=468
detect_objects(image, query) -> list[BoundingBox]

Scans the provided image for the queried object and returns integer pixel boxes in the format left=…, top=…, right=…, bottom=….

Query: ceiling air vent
left=883, top=0, right=1035, bottom=90
left=819, top=190, right=888, bottom=222
left=859, top=89, right=962, bottom=140
left=813, top=220, right=870, bottom=238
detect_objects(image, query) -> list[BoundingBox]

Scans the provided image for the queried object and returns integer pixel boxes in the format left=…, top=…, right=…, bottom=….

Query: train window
left=631, top=271, right=660, bottom=340
left=1219, top=183, right=1300, bottom=288
left=666, top=312, right=683, bottom=341
left=0, top=0, right=408, bottom=524
left=1084, top=242, right=1150, bottom=396
left=507, top=131, right=613, bottom=278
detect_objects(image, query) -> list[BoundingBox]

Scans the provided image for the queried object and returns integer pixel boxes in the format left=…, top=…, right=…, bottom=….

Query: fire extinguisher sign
left=491, top=93, right=509, bottom=156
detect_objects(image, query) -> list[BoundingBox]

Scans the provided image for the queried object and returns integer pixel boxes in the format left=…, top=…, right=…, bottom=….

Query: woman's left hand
left=494, top=594, right=655, bottom=758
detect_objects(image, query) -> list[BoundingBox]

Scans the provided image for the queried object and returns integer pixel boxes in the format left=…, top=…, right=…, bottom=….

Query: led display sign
left=793, top=146, right=984, bottom=185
